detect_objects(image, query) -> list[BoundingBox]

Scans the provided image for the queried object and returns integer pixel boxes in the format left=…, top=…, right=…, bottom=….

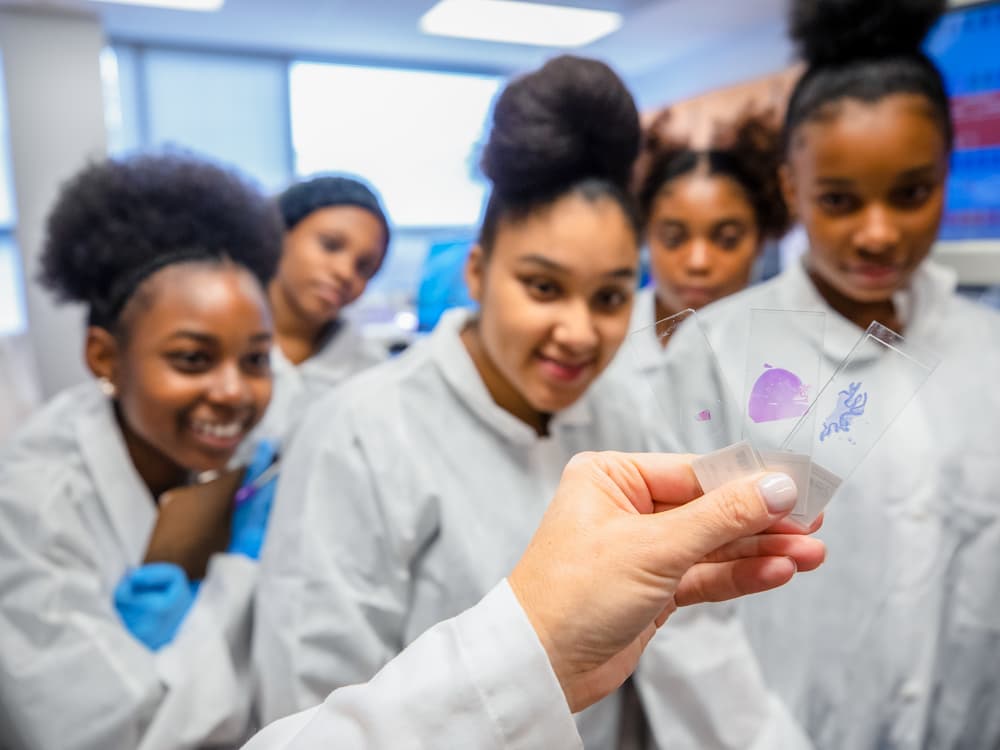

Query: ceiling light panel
left=90, top=0, right=224, bottom=11
left=420, top=0, right=623, bottom=48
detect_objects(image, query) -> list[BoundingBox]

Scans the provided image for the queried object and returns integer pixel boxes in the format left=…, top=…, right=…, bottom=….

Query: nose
left=206, top=360, right=252, bottom=409
left=551, top=298, right=600, bottom=353
left=684, top=239, right=712, bottom=274
left=854, top=204, right=900, bottom=254
left=328, top=252, right=356, bottom=287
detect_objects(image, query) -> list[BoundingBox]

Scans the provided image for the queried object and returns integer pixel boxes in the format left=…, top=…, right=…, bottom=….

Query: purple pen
left=234, top=459, right=280, bottom=506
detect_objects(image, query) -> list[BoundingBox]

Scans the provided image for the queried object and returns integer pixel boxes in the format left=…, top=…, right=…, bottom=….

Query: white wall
left=0, top=8, right=108, bottom=398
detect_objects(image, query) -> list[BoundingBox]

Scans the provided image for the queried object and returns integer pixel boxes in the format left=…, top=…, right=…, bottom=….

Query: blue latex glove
left=114, top=562, right=196, bottom=651
left=228, top=439, right=278, bottom=560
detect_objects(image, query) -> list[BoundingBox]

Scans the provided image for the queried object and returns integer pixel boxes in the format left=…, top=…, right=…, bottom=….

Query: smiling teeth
left=192, top=420, right=242, bottom=439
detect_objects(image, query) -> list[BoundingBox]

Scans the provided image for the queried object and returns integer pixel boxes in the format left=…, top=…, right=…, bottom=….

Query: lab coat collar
left=270, top=319, right=363, bottom=386
left=75, top=383, right=157, bottom=565
left=428, top=308, right=593, bottom=446
left=775, top=258, right=957, bottom=365
left=300, top=319, right=366, bottom=384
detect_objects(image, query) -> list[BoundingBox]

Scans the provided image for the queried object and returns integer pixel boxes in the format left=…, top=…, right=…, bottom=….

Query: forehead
left=792, top=94, right=949, bottom=177
left=299, top=205, right=384, bottom=238
left=493, top=193, right=638, bottom=273
left=653, top=173, right=754, bottom=219
left=131, top=264, right=270, bottom=335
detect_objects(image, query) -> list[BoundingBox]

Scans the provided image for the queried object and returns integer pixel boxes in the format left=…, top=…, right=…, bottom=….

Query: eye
left=167, top=350, right=213, bottom=373
left=817, top=192, right=861, bottom=215
left=320, top=236, right=345, bottom=253
left=355, top=256, right=379, bottom=280
left=242, top=350, right=272, bottom=375
left=522, top=276, right=561, bottom=301
left=891, top=183, right=934, bottom=209
left=656, top=224, right=687, bottom=250
left=594, top=287, right=630, bottom=312
left=714, top=227, right=747, bottom=251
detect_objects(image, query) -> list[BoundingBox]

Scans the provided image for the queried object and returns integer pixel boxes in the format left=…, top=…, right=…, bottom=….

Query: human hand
left=229, top=440, right=279, bottom=560
left=508, top=451, right=825, bottom=713
left=114, top=562, right=196, bottom=650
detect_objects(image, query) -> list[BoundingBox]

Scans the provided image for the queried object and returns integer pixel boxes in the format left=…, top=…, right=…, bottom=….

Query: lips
left=312, top=282, right=347, bottom=309
left=535, top=353, right=595, bottom=384
left=188, top=416, right=250, bottom=452
left=845, top=263, right=903, bottom=287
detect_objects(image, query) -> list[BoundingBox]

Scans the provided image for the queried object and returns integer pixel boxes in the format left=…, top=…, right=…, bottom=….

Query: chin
left=531, top=389, right=585, bottom=416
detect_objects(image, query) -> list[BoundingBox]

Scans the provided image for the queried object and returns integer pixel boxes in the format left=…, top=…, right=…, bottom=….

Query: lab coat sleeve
left=634, top=602, right=813, bottom=750
left=253, top=393, right=430, bottom=723
left=245, top=580, right=581, bottom=750
left=0, top=472, right=256, bottom=750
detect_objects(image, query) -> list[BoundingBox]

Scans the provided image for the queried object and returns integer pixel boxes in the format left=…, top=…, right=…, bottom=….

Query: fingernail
left=757, top=473, right=797, bottom=514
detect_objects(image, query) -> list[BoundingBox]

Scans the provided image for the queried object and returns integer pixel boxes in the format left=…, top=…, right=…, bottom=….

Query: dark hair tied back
left=785, top=0, right=952, bottom=151
left=634, top=108, right=790, bottom=241
left=478, top=55, right=642, bottom=251
left=40, top=152, right=282, bottom=331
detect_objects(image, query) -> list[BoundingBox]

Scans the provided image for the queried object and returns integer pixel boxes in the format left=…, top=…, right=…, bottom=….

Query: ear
left=779, top=163, right=798, bottom=222
left=84, top=326, right=122, bottom=389
left=464, top=244, right=486, bottom=304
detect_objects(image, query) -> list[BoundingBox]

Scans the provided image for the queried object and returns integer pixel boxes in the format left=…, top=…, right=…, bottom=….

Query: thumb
left=650, top=472, right=799, bottom=567
left=128, top=562, right=189, bottom=594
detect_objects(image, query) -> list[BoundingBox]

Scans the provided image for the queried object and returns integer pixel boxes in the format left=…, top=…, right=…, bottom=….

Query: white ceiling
left=2, top=0, right=797, bottom=105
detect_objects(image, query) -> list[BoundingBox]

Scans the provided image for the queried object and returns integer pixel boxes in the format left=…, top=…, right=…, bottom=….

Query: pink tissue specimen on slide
left=695, top=410, right=712, bottom=422
left=748, top=364, right=810, bottom=423
left=819, top=381, right=868, bottom=442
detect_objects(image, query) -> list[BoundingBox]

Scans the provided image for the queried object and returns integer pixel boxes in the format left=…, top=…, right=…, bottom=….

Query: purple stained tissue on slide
left=819, top=381, right=868, bottom=443
left=695, top=409, right=712, bottom=422
left=748, top=364, right=810, bottom=424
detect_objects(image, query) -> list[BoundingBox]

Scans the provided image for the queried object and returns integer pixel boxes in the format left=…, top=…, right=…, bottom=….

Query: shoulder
left=0, top=384, right=98, bottom=535
left=287, top=339, right=441, bottom=461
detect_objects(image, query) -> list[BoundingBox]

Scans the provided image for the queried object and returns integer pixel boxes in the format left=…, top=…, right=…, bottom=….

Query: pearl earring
left=99, top=377, right=117, bottom=398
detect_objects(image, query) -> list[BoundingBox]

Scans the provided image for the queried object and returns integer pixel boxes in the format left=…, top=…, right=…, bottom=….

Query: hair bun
left=480, top=55, right=640, bottom=203
left=790, top=0, right=946, bottom=66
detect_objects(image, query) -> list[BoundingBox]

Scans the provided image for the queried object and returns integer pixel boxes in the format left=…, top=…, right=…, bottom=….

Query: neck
left=267, top=280, right=330, bottom=365
left=653, top=293, right=684, bottom=349
left=804, top=263, right=904, bottom=334
left=460, top=323, right=551, bottom=437
left=114, top=405, right=187, bottom=500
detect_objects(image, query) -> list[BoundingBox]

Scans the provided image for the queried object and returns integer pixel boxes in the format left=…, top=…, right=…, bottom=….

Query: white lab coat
left=253, top=308, right=811, bottom=749
left=0, top=382, right=260, bottom=750
left=245, top=580, right=582, bottom=749
left=663, top=259, right=1000, bottom=748
left=256, top=319, right=386, bottom=447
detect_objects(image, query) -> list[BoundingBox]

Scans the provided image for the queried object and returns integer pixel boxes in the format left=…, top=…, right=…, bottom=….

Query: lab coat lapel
left=76, top=386, right=157, bottom=566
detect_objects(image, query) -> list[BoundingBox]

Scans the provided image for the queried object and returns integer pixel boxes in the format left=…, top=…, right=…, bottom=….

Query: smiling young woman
left=252, top=55, right=811, bottom=750
left=0, top=153, right=284, bottom=749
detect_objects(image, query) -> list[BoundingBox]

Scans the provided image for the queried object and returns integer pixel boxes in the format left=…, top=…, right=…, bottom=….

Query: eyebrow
left=517, top=253, right=636, bottom=280
left=816, top=164, right=939, bottom=186
left=167, top=331, right=272, bottom=344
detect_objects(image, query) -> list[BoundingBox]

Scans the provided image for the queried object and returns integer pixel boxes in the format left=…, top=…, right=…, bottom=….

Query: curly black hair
left=478, top=55, right=642, bottom=252
left=785, top=0, right=952, bottom=152
left=634, top=108, right=791, bottom=242
left=40, top=152, right=283, bottom=331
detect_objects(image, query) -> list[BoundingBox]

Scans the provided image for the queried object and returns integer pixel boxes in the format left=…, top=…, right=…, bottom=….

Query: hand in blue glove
left=114, top=562, right=196, bottom=651
left=229, top=439, right=279, bottom=560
